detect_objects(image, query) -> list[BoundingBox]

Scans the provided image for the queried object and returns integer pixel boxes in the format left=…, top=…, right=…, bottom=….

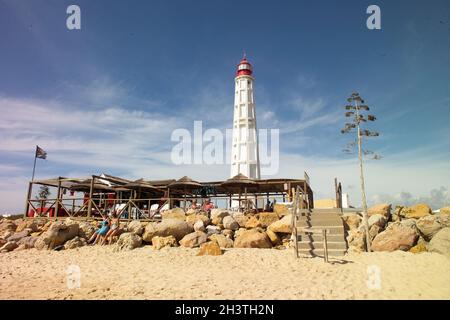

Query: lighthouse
left=230, top=55, right=261, bottom=179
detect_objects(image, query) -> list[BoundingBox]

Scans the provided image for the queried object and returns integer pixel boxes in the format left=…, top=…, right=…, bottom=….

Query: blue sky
left=1, top=0, right=449, bottom=212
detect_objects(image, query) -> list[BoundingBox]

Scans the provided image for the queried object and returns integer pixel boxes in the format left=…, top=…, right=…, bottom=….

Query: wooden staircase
left=291, top=188, right=348, bottom=259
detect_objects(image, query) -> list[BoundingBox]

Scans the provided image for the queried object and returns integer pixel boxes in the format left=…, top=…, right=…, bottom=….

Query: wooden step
left=297, top=241, right=347, bottom=250
left=296, top=221, right=345, bottom=229
left=297, top=248, right=347, bottom=257
left=296, top=226, right=345, bottom=235
left=311, top=208, right=343, bottom=214
left=297, top=233, right=344, bottom=242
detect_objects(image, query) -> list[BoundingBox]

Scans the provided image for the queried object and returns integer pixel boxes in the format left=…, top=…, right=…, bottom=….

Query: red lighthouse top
left=236, top=55, right=253, bottom=77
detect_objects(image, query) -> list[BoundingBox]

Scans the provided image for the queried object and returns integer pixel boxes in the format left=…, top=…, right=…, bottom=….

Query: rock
left=440, top=206, right=450, bottom=215
left=368, top=214, right=387, bottom=229
left=232, top=212, right=248, bottom=228
left=342, top=213, right=361, bottom=231
left=265, top=229, right=281, bottom=245
left=78, top=221, right=96, bottom=239
left=205, top=225, right=221, bottom=237
left=368, top=203, right=391, bottom=218
left=64, top=236, right=87, bottom=250
left=401, top=203, right=432, bottom=219
left=386, top=219, right=420, bottom=236
left=258, top=212, right=280, bottom=228
left=0, top=220, right=17, bottom=233
left=234, top=228, right=247, bottom=239
left=15, top=220, right=39, bottom=233
left=179, top=231, right=207, bottom=248
left=0, top=239, right=6, bottom=247
left=210, top=209, right=229, bottom=220
left=186, top=214, right=210, bottom=227
left=416, top=215, right=444, bottom=241
left=274, top=203, right=289, bottom=217
left=0, top=241, right=18, bottom=253
left=369, top=225, right=382, bottom=240
left=346, top=229, right=366, bottom=253
left=7, top=230, right=30, bottom=243
left=1, top=230, right=14, bottom=240
left=127, top=220, right=144, bottom=236
left=211, top=216, right=224, bottom=227
left=409, top=242, right=427, bottom=254
left=372, top=224, right=418, bottom=252
left=161, top=208, right=186, bottom=220
left=17, top=236, right=38, bottom=249
left=114, top=232, right=142, bottom=251
left=209, top=234, right=233, bottom=248
left=222, top=229, right=234, bottom=239
left=234, top=229, right=272, bottom=248
left=193, top=220, right=205, bottom=232
left=34, top=221, right=79, bottom=250
left=142, top=219, right=193, bottom=243
left=428, top=228, right=450, bottom=256
left=41, top=220, right=53, bottom=231
left=267, top=214, right=292, bottom=234
left=152, top=236, right=178, bottom=250
left=197, top=241, right=222, bottom=256
left=244, top=216, right=261, bottom=229
left=222, top=216, right=239, bottom=230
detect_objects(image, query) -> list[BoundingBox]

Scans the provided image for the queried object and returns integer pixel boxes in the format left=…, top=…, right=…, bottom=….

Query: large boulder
left=427, top=228, right=450, bottom=256
left=205, top=225, right=221, bottom=237
left=265, top=229, right=281, bottom=245
left=17, top=236, right=38, bottom=249
left=179, top=231, right=207, bottom=248
left=161, top=208, right=186, bottom=220
left=210, top=209, right=229, bottom=220
left=114, top=232, right=142, bottom=251
left=372, top=224, right=418, bottom=252
left=386, top=219, right=420, bottom=236
left=274, top=203, right=289, bottom=217
left=232, top=212, right=248, bottom=228
left=78, top=221, right=96, bottom=239
left=142, top=219, right=193, bottom=243
left=193, top=220, right=206, bottom=232
left=416, top=215, right=445, bottom=241
left=222, top=229, right=234, bottom=239
left=234, top=229, right=272, bottom=248
left=127, top=220, right=144, bottom=236
left=0, top=220, right=17, bottom=233
left=186, top=214, right=210, bottom=227
left=245, top=216, right=261, bottom=229
left=368, top=214, right=387, bottom=229
left=0, top=239, right=6, bottom=247
left=258, top=212, right=280, bottom=228
left=222, top=216, right=239, bottom=231
left=369, top=225, right=382, bottom=240
left=440, top=206, right=450, bottom=215
left=34, top=221, right=79, bottom=250
left=7, top=230, right=31, bottom=243
left=15, top=220, right=39, bottom=233
left=197, top=241, right=222, bottom=256
left=267, top=214, right=292, bottom=234
left=346, top=229, right=366, bottom=253
left=0, top=241, right=18, bottom=253
left=401, top=203, right=432, bottom=219
left=342, top=213, right=361, bottom=231
left=152, top=235, right=178, bottom=250
left=368, top=203, right=391, bottom=218
left=64, top=236, right=87, bottom=250
left=209, top=234, right=233, bottom=248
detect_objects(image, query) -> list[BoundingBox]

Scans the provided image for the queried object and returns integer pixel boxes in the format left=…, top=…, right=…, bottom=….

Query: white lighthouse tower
left=230, top=55, right=261, bottom=179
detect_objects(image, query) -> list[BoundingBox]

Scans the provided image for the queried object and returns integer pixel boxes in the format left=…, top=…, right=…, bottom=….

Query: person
left=103, top=212, right=120, bottom=245
left=190, top=199, right=198, bottom=210
left=88, top=216, right=110, bottom=245
left=202, top=198, right=215, bottom=214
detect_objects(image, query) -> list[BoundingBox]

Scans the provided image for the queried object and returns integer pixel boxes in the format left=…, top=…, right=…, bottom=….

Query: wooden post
left=322, top=229, right=329, bottom=263
left=87, top=176, right=94, bottom=218
left=24, top=181, right=33, bottom=218
left=55, top=178, right=61, bottom=219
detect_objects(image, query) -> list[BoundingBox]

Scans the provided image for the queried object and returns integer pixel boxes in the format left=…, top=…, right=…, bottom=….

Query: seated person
left=202, top=199, right=215, bottom=214
left=88, top=216, right=110, bottom=245
left=103, top=212, right=120, bottom=245
left=190, top=199, right=199, bottom=210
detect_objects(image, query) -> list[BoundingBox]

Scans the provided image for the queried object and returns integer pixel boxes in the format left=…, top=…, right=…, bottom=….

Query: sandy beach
left=0, top=246, right=449, bottom=300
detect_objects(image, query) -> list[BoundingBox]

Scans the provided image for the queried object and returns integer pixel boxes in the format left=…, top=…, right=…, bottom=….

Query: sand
left=0, top=246, right=449, bottom=300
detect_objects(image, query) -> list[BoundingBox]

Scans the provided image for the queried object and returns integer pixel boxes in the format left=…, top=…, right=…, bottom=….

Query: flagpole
left=31, top=146, right=37, bottom=182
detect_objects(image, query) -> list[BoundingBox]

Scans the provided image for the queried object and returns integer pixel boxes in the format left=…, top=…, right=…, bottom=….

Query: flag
left=36, top=146, right=47, bottom=159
